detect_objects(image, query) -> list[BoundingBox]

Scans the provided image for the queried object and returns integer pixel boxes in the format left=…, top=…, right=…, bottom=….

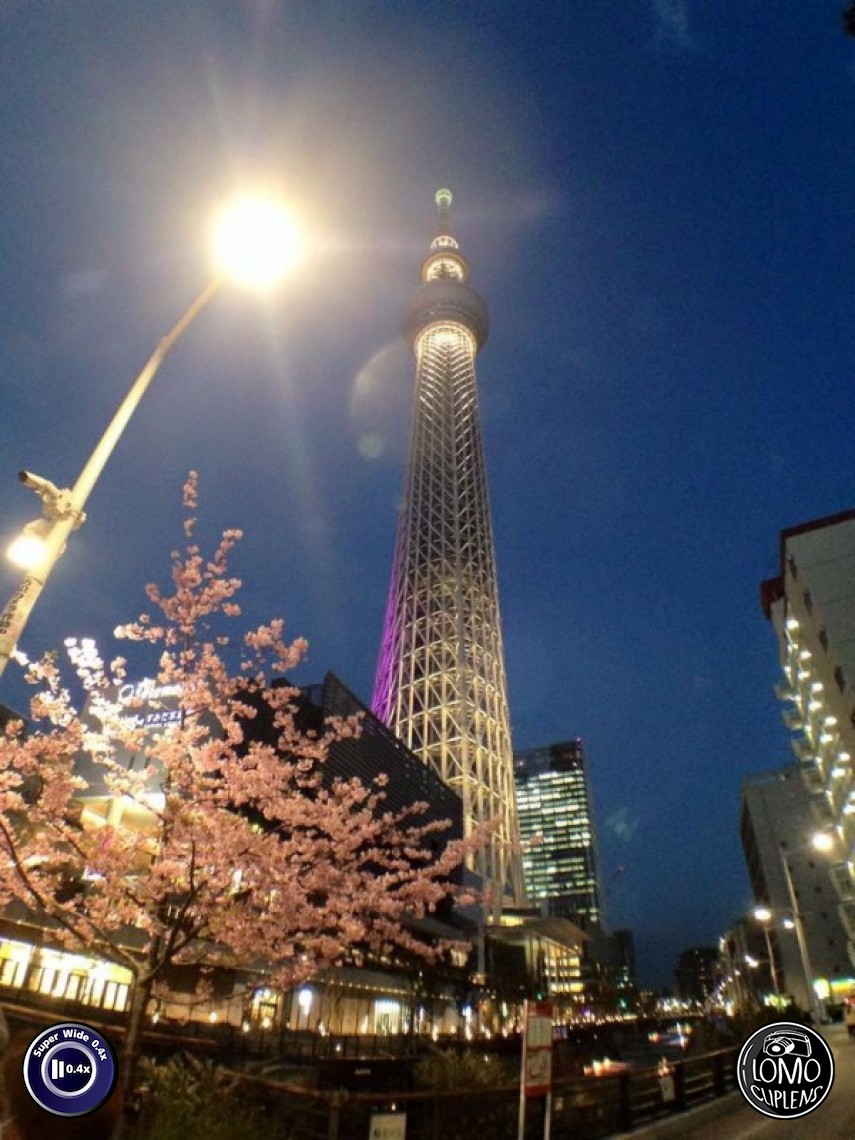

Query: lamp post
left=749, top=831, right=838, bottom=1022
left=779, top=849, right=825, bottom=1023
left=779, top=828, right=839, bottom=1024
left=0, top=194, right=301, bottom=679
left=718, top=933, right=746, bottom=1014
left=751, top=908, right=781, bottom=997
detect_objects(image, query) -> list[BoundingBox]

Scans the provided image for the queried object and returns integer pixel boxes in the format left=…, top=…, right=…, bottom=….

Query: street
left=627, top=1024, right=855, bottom=1140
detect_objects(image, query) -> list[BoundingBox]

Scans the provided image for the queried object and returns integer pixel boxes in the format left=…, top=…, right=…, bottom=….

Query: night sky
left=1, top=3, right=854, bottom=989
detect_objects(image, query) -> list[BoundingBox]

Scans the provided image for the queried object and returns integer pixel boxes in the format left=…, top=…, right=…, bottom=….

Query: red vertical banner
left=523, top=999, right=554, bottom=1097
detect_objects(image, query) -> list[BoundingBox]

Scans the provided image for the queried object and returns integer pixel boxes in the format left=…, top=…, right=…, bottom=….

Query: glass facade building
left=514, top=740, right=603, bottom=927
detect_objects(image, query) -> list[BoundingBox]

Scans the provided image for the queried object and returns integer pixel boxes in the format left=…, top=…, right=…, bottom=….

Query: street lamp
left=751, top=907, right=782, bottom=997
left=780, top=827, right=841, bottom=1024
left=778, top=849, right=824, bottom=1023
left=749, top=829, right=841, bottom=1023
left=810, top=830, right=836, bottom=854
left=0, top=193, right=302, bottom=678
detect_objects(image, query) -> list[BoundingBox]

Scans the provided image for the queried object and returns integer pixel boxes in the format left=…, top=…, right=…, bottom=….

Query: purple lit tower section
left=372, top=190, right=524, bottom=905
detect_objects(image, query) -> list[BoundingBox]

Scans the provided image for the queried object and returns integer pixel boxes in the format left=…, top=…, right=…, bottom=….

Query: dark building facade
left=0, top=704, right=24, bottom=732
left=299, top=672, right=465, bottom=850
left=675, top=946, right=718, bottom=1003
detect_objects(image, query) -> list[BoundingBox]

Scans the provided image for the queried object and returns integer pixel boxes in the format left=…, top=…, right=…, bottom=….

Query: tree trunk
left=120, top=969, right=152, bottom=1100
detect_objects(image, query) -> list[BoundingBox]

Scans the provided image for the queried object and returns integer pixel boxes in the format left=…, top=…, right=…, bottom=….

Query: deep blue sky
left=1, top=2, right=853, bottom=988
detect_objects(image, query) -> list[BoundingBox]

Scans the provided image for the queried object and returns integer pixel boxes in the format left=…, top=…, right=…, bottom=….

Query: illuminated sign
left=116, top=680, right=182, bottom=731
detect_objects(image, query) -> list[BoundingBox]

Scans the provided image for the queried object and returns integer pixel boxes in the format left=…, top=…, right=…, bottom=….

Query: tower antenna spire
left=435, top=187, right=453, bottom=234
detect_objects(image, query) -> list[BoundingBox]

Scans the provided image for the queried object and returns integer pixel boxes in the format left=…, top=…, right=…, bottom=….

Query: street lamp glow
left=213, top=194, right=303, bottom=289
left=812, top=831, right=835, bottom=853
left=7, top=523, right=50, bottom=571
left=753, top=906, right=772, bottom=923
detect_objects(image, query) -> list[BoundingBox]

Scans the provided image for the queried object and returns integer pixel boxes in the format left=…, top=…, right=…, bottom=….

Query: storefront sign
left=369, top=1112, right=406, bottom=1140
left=523, top=999, right=554, bottom=1097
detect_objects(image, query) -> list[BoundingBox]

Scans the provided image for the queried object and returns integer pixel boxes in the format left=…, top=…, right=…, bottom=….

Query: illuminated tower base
left=373, top=190, right=524, bottom=905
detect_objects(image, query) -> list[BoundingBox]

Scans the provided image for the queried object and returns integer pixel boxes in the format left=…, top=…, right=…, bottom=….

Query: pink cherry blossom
left=0, top=476, right=483, bottom=1098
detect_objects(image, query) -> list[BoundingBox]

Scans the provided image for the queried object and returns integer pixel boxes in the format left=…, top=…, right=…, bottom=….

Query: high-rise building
left=372, top=190, right=523, bottom=904
left=675, top=946, right=718, bottom=1004
left=741, top=765, right=852, bottom=1009
left=513, top=740, right=603, bottom=927
left=610, top=928, right=637, bottom=993
left=761, top=510, right=855, bottom=973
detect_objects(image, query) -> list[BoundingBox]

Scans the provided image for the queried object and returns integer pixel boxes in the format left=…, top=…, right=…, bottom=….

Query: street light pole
left=780, top=850, right=825, bottom=1024
left=0, top=187, right=304, bottom=681
left=0, top=276, right=223, bottom=679
left=761, top=923, right=781, bottom=997
left=752, top=908, right=781, bottom=997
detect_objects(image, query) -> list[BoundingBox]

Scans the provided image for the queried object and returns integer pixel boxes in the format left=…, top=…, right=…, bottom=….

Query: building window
left=835, top=666, right=846, bottom=693
left=803, top=590, right=813, bottom=614
left=819, top=627, right=829, bottom=651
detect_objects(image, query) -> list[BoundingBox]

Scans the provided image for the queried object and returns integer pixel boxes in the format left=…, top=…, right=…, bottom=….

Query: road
left=626, top=1024, right=855, bottom=1140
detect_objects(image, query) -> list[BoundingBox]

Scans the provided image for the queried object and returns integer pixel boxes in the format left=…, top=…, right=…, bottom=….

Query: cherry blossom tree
left=0, top=473, right=475, bottom=1097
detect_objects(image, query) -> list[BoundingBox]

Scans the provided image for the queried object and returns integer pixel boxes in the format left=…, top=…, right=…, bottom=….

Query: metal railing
left=206, top=1047, right=739, bottom=1140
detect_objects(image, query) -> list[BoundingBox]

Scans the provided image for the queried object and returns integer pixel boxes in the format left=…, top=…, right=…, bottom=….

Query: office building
left=514, top=740, right=603, bottom=927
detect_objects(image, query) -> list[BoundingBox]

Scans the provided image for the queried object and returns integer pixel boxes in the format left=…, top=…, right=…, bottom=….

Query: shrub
left=133, top=1053, right=269, bottom=1140
left=413, top=1046, right=514, bottom=1090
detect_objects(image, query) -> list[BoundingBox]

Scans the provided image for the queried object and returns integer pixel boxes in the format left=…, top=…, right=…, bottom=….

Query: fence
left=223, top=1047, right=739, bottom=1140
left=2, top=989, right=738, bottom=1138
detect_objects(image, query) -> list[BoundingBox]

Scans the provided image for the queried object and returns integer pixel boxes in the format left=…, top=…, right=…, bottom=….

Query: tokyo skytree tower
left=372, top=190, right=524, bottom=905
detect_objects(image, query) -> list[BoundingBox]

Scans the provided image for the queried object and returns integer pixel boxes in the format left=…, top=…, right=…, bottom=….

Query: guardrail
left=206, top=1047, right=740, bottom=1140
left=1, top=989, right=739, bottom=1138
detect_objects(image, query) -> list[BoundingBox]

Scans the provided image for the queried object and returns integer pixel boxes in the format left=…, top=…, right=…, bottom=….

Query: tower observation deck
left=372, top=190, right=524, bottom=906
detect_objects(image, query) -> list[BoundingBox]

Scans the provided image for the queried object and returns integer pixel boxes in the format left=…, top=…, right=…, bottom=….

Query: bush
left=413, top=1046, right=515, bottom=1090
left=132, top=1053, right=271, bottom=1140
left=688, top=1005, right=809, bottom=1056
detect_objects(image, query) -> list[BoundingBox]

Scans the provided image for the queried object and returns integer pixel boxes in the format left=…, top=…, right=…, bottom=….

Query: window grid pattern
left=514, top=743, right=603, bottom=926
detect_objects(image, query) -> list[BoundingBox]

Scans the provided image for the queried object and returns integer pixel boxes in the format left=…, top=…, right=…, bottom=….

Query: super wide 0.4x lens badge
left=736, top=1020, right=834, bottom=1120
left=22, top=1021, right=118, bottom=1118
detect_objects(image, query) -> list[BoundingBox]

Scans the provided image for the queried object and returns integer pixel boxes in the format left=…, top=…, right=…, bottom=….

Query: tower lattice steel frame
left=372, top=190, right=524, bottom=905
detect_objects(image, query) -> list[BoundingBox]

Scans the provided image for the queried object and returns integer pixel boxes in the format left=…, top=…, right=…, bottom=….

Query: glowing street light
left=751, top=907, right=781, bottom=996
left=212, top=193, right=303, bottom=289
left=0, top=194, right=302, bottom=678
left=811, top=831, right=835, bottom=854
left=7, top=519, right=52, bottom=572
